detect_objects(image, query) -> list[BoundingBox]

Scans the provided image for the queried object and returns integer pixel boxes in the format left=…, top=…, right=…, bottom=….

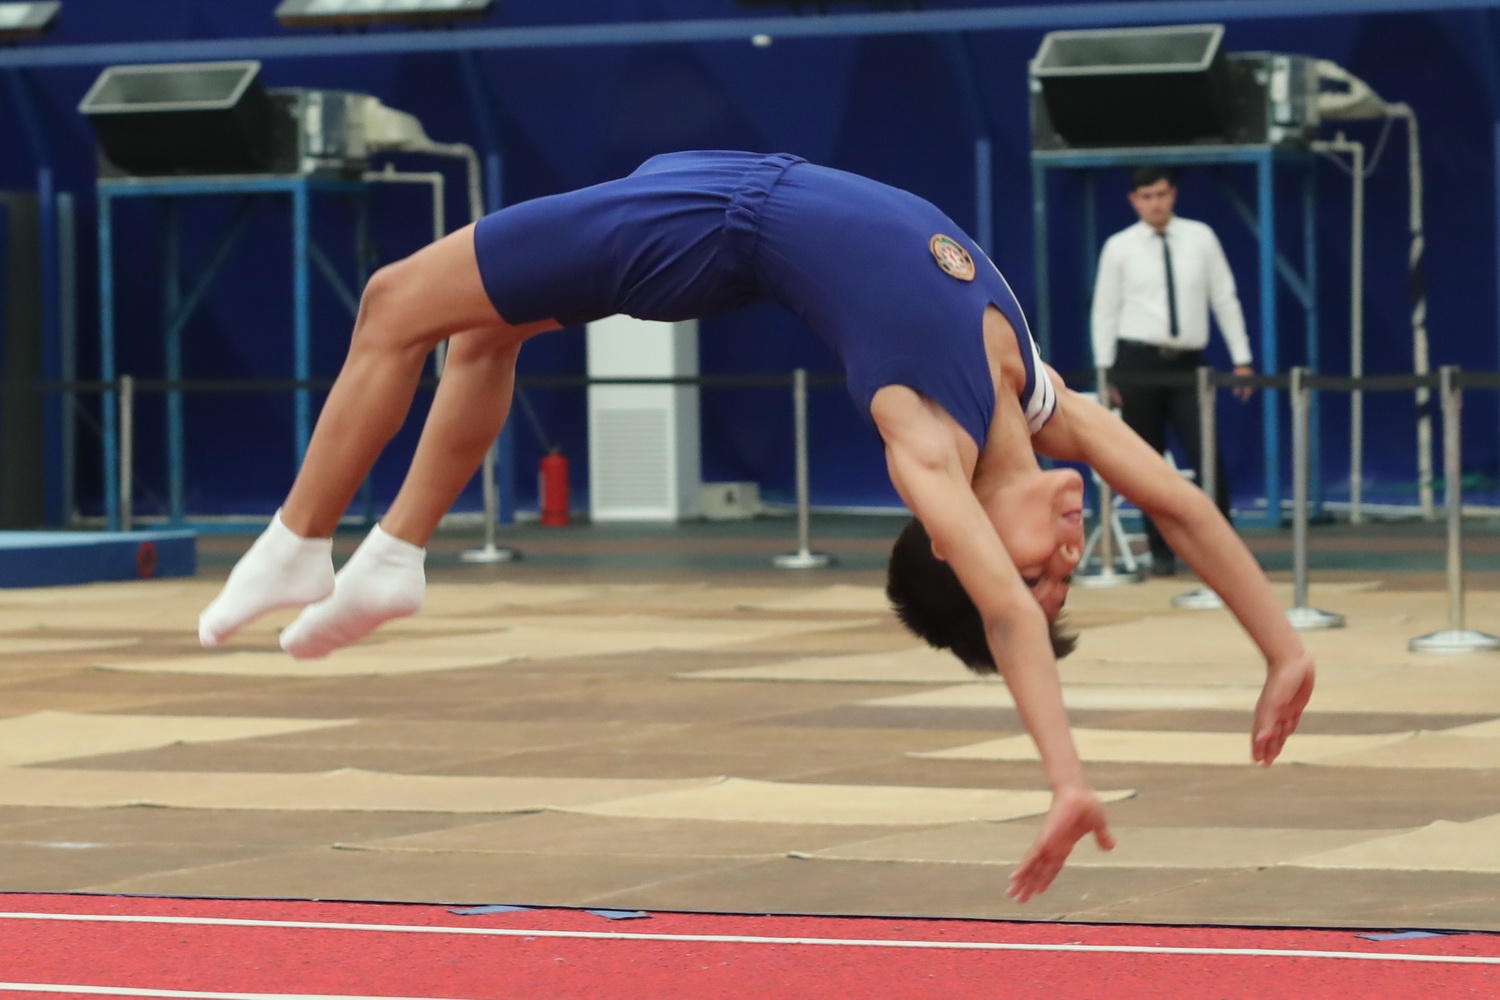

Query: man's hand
left=1008, top=786, right=1115, bottom=903
left=1232, top=364, right=1256, bottom=402
left=1252, top=656, right=1315, bottom=765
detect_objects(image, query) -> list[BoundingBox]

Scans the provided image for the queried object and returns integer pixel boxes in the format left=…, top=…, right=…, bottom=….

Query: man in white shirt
left=1091, top=166, right=1255, bottom=577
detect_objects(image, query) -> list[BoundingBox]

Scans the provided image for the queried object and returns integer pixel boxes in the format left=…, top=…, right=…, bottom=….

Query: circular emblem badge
left=929, top=234, right=975, bottom=282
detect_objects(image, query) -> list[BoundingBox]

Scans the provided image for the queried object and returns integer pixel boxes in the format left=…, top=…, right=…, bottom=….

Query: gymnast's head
left=885, top=467, right=1084, bottom=673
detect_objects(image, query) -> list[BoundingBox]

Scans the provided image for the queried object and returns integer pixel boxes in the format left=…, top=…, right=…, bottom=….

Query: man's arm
left=1090, top=237, right=1125, bottom=371
left=1032, top=369, right=1314, bottom=765
left=871, top=386, right=1113, bottom=901
left=1202, top=227, right=1256, bottom=399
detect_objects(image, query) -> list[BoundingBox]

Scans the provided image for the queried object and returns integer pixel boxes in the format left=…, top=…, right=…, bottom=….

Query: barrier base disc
left=460, top=545, right=520, bottom=564
left=773, top=550, right=835, bottom=569
left=1076, top=566, right=1145, bottom=589
left=1286, top=606, right=1346, bottom=630
left=1171, top=588, right=1224, bottom=610
left=1408, top=628, right=1500, bottom=654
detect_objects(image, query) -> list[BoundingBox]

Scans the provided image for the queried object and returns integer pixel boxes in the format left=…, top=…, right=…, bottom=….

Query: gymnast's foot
left=279, top=522, right=426, bottom=659
left=198, top=510, right=335, bottom=647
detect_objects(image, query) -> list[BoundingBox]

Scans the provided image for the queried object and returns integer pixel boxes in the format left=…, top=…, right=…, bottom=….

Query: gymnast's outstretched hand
left=1007, top=786, right=1116, bottom=903
left=1252, top=655, right=1316, bottom=766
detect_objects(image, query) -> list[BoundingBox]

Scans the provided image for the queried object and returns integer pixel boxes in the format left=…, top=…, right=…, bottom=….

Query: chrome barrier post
left=1173, top=366, right=1226, bottom=610
left=119, top=374, right=134, bottom=533
left=1078, top=367, right=1142, bottom=588
left=1410, top=367, right=1500, bottom=653
left=774, top=368, right=834, bottom=569
left=460, top=441, right=518, bottom=564
left=1286, top=367, right=1344, bottom=630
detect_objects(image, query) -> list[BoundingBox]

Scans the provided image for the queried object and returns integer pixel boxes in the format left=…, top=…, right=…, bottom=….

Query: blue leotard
left=473, top=150, right=1056, bottom=448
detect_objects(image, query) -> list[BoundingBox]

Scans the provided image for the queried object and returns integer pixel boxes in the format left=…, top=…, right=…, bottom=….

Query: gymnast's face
left=984, top=467, right=1085, bottom=620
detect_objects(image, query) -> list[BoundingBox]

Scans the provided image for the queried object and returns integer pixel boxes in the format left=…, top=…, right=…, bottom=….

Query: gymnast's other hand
left=1007, top=785, right=1115, bottom=903
left=1252, top=655, right=1315, bottom=766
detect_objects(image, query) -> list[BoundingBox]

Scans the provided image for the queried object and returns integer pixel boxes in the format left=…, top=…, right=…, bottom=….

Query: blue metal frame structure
left=1, top=0, right=1479, bottom=525
left=98, top=174, right=368, bottom=530
left=2, top=1, right=1498, bottom=69
left=5, top=68, right=66, bottom=526
left=1032, top=144, right=1322, bottom=528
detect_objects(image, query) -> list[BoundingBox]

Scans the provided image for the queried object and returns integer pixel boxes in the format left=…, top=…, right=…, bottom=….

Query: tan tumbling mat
left=0, top=636, right=142, bottom=655
left=1312, top=732, right=1500, bottom=769
left=0, top=767, right=715, bottom=812
left=1437, top=717, right=1500, bottom=738
left=104, top=644, right=523, bottom=678
left=562, top=776, right=1134, bottom=826
left=678, top=646, right=968, bottom=684
left=109, top=614, right=875, bottom=677
left=797, top=823, right=1387, bottom=869
left=913, top=729, right=1413, bottom=766
left=863, top=683, right=1261, bottom=712
left=734, top=585, right=892, bottom=614
left=1290, top=813, right=1500, bottom=872
left=0, top=710, right=354, bottom=766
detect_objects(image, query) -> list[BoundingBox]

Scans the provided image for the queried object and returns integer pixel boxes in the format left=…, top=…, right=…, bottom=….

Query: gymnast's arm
left=872, top=386, right=1112, bottom=901
left=1031, top=367, right=1315, bottom=766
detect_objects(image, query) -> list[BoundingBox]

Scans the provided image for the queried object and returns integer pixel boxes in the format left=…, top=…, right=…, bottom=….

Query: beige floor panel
left=5, top=807, right=468, bottom=849
left=734, top=585, right=891, bottom=613
left=1289, top=813, right=1500, bottom=872
left=0, top=636, right=143, bottom=655
left=914, top=728, right=1412, bottom=766
left=864, top=683, right=1262, bottom=712
left=679, top=646, right=966, bottom=684
left=420, top=581, right=611, bottom=612
left=798, top=823, right=1394, bottom=869
left=878, top=674, right=1500, bottom=718
left=104, top=645, right=524, bottom=678
left=1314, top=732, right=1500, bottom=769
left=1060, top=614, right=1265, bottom=666
left=1068, top=867, right=1500, bottom=929
left=340, top=813, right=911, bottom=859
left=0, top=710, right=353, bottom=766
left=0, top=579, right=210, bottom=607
left=0, top=767, right=716, bottom=812
left=581, top=856, right=1221, bottom=921
left=1439, top=716, right=1500, bottom=737
left=1063, top=579, right=1380, bottom=620
left=108, top=615, right=873, bottom=677
left=1306, top=668, right=1500, bottom=714
left=88, top=846, right=751, bottom=904
left=563, top=776, right=1134, bottom=826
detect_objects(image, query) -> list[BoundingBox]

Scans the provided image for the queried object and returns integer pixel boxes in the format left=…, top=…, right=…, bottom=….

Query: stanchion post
left=1173, top=366, right=1225, bottom=609
left=460, top=441, right=519, bottom=564
left=1286, top=367, right=1344, bottom=629
left=119, top=374, right=134, bottom=533
left=774, top=368, right=834, bottom=569
left=1409, top=367, right=1500, bottom=652
left=1077, top=366, right=1141, bottom=588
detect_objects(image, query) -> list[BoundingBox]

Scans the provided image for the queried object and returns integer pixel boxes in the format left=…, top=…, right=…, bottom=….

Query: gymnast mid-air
left=198, top=150, right=1316, bottom=901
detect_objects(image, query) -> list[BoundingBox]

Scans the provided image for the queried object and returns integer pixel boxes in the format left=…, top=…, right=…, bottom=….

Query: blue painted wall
left=3, top=1, right=1497, bottom=519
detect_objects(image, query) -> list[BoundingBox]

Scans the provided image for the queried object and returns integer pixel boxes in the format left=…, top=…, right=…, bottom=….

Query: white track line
left=0, top=987, right=463, bottom=1000
left=0, top=911, right=1496, bottom=966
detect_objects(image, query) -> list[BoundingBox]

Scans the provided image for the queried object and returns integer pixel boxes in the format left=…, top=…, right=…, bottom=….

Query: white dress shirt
left=1090, top=216, right=1253, bottom=368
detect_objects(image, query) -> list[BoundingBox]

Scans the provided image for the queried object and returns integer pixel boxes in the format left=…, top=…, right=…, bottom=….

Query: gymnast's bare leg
left=197, top=223, right=556, bottom=651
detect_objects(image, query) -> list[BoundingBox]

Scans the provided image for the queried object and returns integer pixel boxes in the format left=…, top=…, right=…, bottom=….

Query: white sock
left=279, top=522, right=426, bottom=660
left=198, top=510, right=335, bottom=647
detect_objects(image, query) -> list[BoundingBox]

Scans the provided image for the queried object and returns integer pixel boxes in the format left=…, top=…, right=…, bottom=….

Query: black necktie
left=1160, top=231, right=1180, bottom=340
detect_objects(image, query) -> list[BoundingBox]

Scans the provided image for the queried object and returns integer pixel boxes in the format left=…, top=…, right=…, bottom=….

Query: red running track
left=0, top=893, right=1496, bottom=999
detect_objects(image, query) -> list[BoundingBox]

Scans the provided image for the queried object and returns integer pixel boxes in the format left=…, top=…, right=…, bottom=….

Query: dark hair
left=1130, top=165, right=1176, bottom=191
left=886, top=518, right=1077, bottom=675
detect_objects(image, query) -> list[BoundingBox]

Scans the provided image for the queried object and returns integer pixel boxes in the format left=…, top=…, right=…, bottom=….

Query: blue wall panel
left=2, top=1, right=1498, bottom=517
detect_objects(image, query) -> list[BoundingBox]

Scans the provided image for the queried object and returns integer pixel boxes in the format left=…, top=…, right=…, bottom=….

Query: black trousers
left=1111, top=340, right=1231, bottom=564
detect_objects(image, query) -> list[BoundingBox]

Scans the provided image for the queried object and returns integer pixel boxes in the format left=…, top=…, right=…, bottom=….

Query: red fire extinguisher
left=540, top=448, right=570, bottom=526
